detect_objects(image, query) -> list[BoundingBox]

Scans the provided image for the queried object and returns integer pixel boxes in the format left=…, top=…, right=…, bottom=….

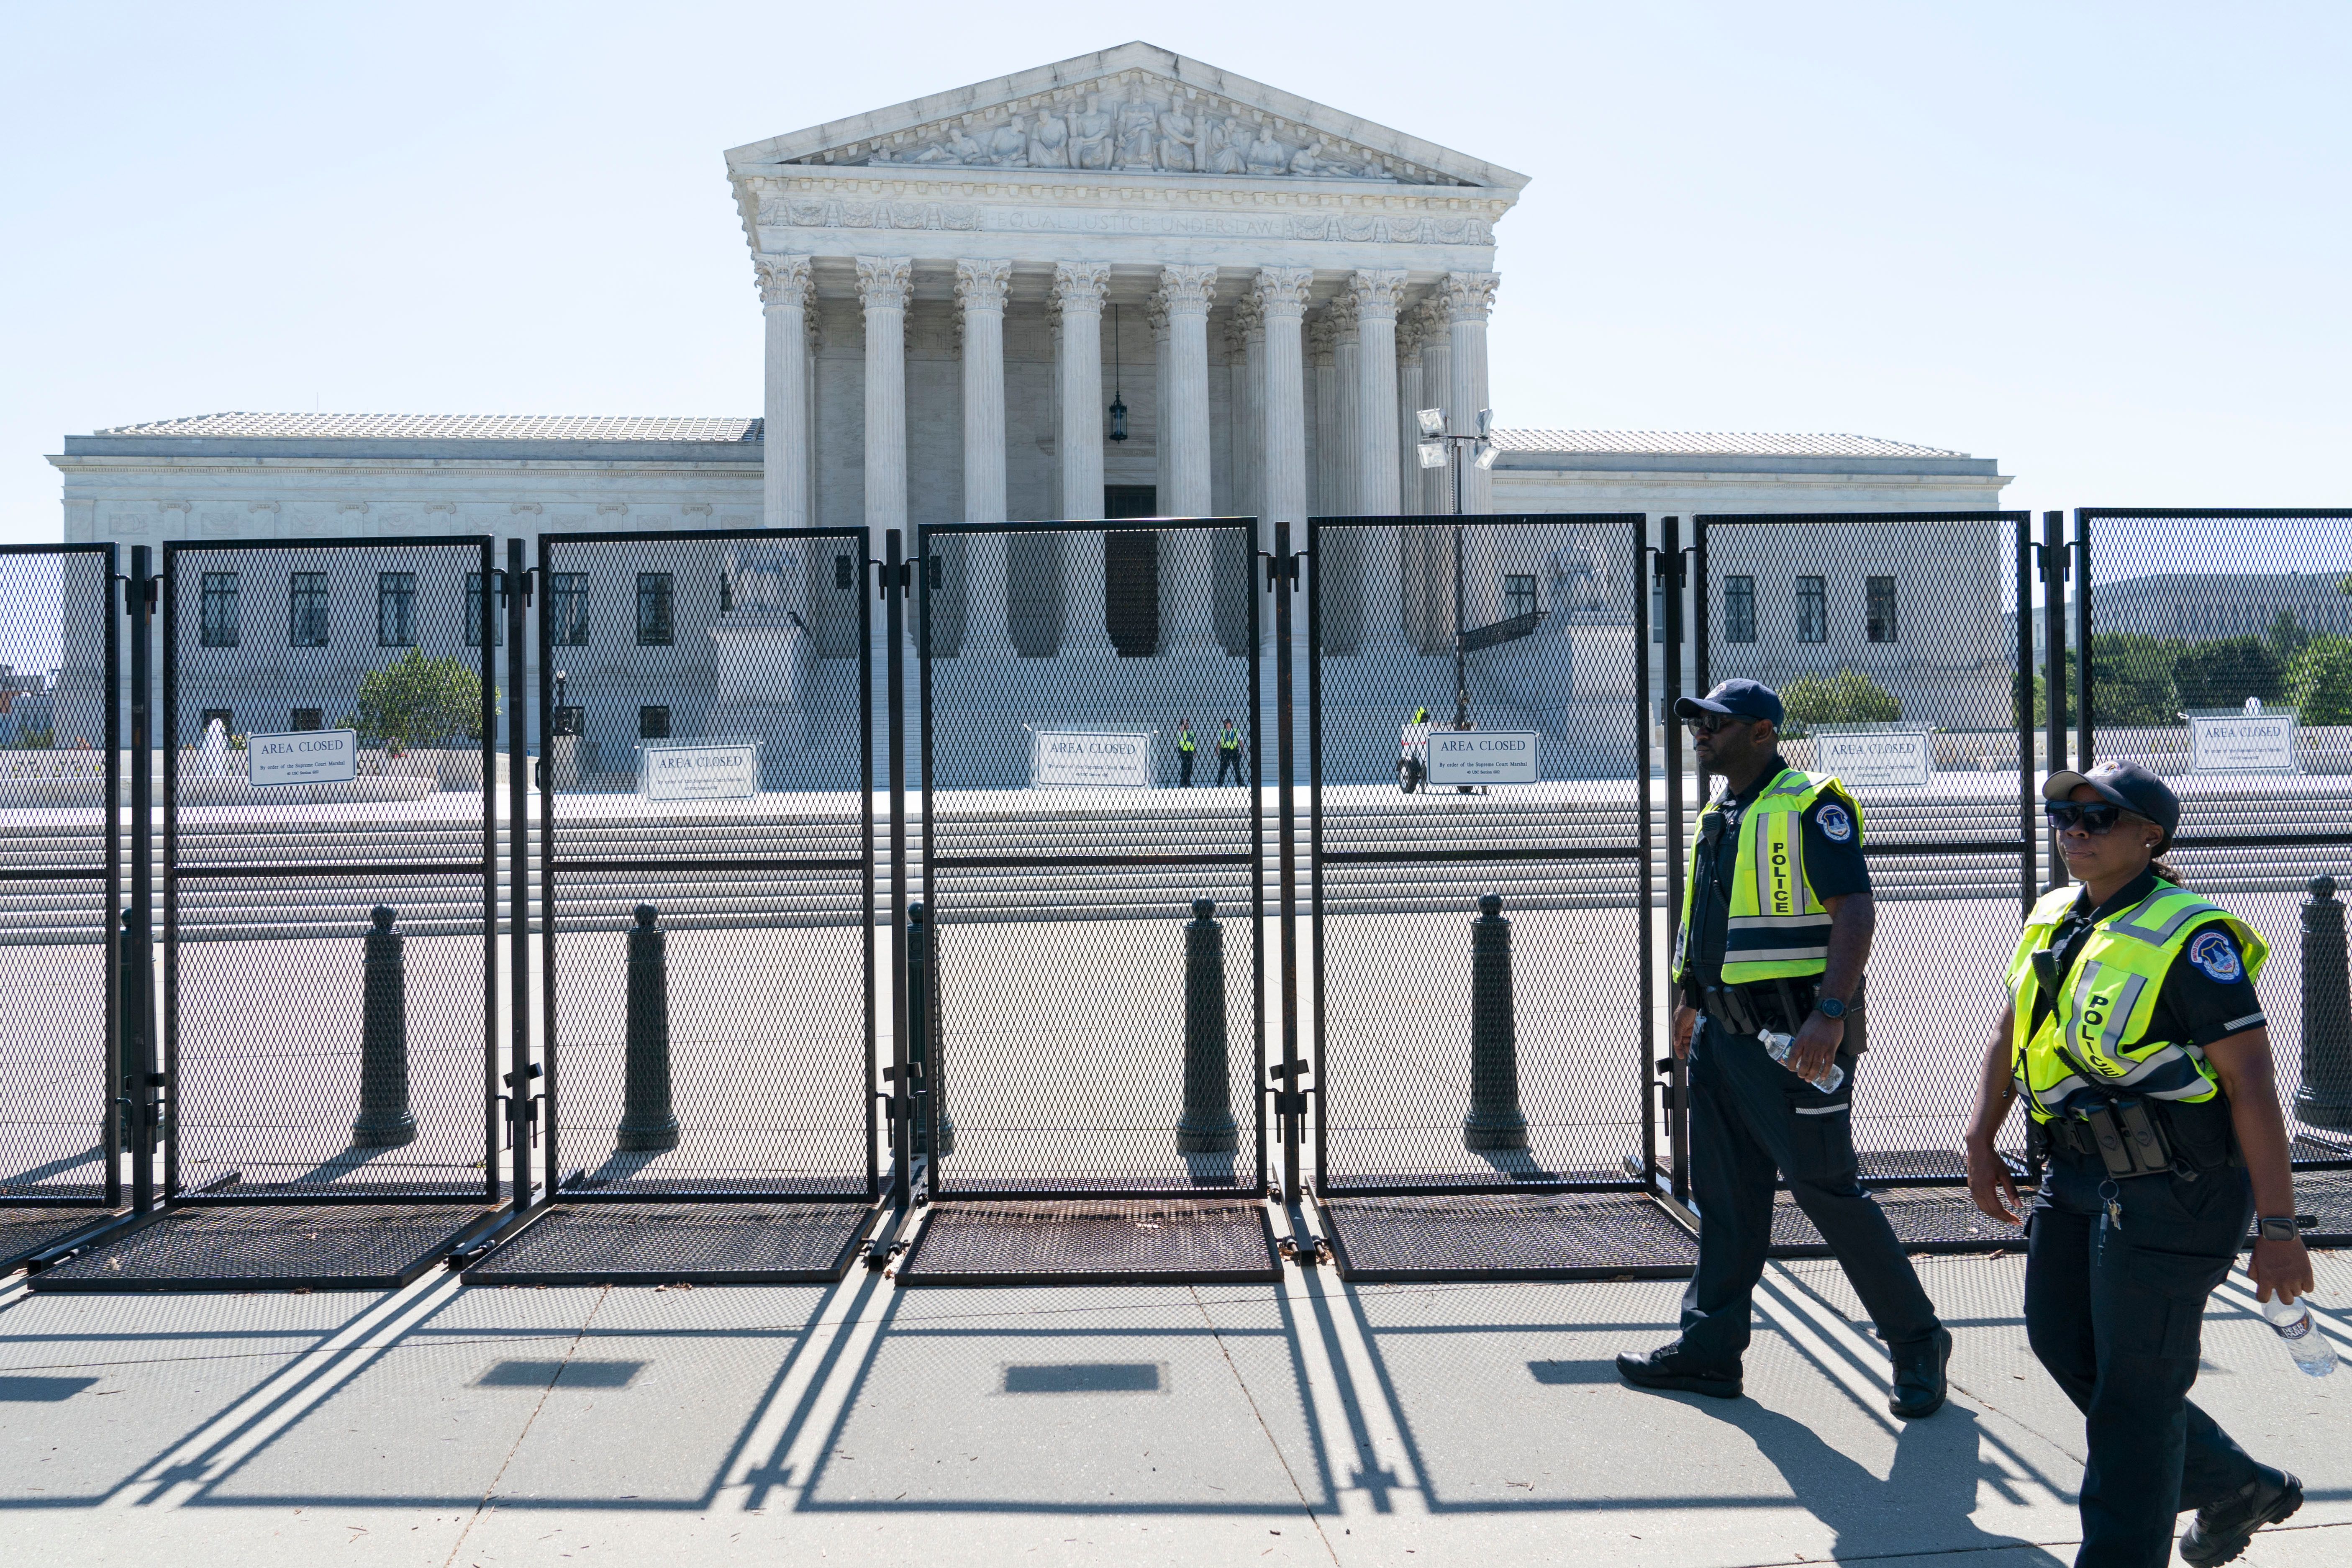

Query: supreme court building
left=49, top=43, right=2010, bottom=762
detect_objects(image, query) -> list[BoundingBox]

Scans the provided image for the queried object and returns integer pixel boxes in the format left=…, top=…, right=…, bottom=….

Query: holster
left=1697, top=976, right=1867, bottom=1053
left=2082, top=1097, right=2175, bottom=1179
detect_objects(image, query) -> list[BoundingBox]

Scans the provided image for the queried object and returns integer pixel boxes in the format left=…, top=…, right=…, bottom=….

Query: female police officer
left=1964, top=761, right=2314, bottom=1568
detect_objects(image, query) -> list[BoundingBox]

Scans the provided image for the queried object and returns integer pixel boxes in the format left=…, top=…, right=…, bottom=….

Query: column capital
left=1347, top=269, right=1408, bottom=323
left=1146, top=296, right=1171, bottom=337
left=1052, top=260, right=1111, bottom=315
left=1251, top=266, right=1314, bottom=322
left=1306, top=312, right=1338, bottom=367
left=953, top=258, right=1013, bottom=312
left=1231, top=292, right=1265, bottom=338
left=1154, top=262, right=1219, bottom=317
left=1396, top=308, right=1428, bottom=360
left=754, top=253, right=813, bottom=311
left=1439, top=270, right=1501, bottom=323
left=1324, top=291, right=1361, bottom=344
left=854, top=255, right=912, bottom=309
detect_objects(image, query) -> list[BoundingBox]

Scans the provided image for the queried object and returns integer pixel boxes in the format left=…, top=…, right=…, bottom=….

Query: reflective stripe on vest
left=2006, top=881, right=2268, bottom=1123
left=1672, top=768, right=1858, bottom=985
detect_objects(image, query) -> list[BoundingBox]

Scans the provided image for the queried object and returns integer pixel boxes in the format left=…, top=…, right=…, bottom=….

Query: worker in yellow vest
left=1618, top=680, right=1948, bottom=1417
left=1175, top=719, right=1196, bottom=788
left=1965, top=762, right=2311, bottom=1568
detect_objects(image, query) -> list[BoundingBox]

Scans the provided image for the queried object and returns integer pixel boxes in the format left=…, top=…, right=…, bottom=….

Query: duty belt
left=2039, top=1098, right=2175, bottom=1180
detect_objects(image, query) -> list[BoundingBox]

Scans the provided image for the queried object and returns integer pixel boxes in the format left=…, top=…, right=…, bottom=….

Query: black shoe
left=1888, top=1327, right=1952, bottom=1419
left=2180, top=1468, right=2303, bottom=1567
left=1615, top=1345, right=1742, bottom=1399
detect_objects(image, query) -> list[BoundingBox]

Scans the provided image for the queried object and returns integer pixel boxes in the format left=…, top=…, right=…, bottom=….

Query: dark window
left=466, top=572, right=503, bottom=647
left=549, top=573, right=590, bottom=646
left=1105, top=531, right=1159, bottom=658
left=1724, top=576, right=1756, bottom=643
left=718, top=570, right=734, bottom=613
left=833, top=554, right=854, bottom=592
left=200, top=572, right=240, bottom=648
left=1795, top=575, right=1826, bottom=644
left=1104, top=484, right=1157, bottom=519
left=1866, top=575, right=1898, bottom=643
left=290, top=708, right=323, bottom=732
left=377, top=572, right=416, bottom=647
left=636, top=573, right=675, bottom=646
left=1503, top=574, right=1536, bottom=621
left=638, top=705, right=671, bottom=740
left=288, top=572, right=329, bottom=648
left=199, top=708, right=233, bottom=737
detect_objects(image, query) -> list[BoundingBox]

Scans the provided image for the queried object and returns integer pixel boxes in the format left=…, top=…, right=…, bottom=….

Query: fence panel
left=2077, top=509, right=2352, bottom=1220
left=0, top=544, right=119, bottom=1266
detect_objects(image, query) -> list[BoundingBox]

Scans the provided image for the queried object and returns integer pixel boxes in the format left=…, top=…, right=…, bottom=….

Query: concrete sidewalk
left=1, top=1224, right=2345, bottom=1567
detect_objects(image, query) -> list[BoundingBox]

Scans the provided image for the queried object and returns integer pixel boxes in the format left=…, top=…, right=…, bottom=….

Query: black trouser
left=1178, top=749, right=1193, bottom=786
left=2026, top=1143, right=2260, bottom=1568
left=1215, top=748, right=1241, bottom=785
left=1677, top=1017, right=1941, bottom=1370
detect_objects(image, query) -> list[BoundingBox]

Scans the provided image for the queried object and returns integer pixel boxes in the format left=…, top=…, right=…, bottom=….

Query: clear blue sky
left=3, top=1, right=2346, bottom=548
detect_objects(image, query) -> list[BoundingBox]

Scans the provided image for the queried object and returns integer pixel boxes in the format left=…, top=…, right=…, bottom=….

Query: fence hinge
left=2034, top=543, right=2070, bottom=584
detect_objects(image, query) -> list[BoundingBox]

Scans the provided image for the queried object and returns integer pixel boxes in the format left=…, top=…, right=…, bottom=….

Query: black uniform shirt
left=2034, top=868, right=2266, bottom=1050
left=1683, top=755, right=1872, bottom=992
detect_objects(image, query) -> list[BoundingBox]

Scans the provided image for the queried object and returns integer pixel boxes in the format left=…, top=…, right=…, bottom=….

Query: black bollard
left=118, top=908, right=153, bottom=1155
left=616, top=904, right=681, bottom=1152
left=352, top=906, right=418, bottom=1148
left=906, top=902, right=954, bottom=1157
left=1176, top=898, right=1240, bottom=1153
left=2298, top=875, right=2352, bottom=1133
left=1462, top=893, right=1529, bottom=1151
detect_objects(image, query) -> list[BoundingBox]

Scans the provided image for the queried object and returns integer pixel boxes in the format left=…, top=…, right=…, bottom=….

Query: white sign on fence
left=1032, top=731, right=1154, bottom=789
left=1813, top=731, right=1932, bottom=789
left=2191, top=715, right=2297, bottom=774
left=246, top=729, right=357, bottom=787
left=1426, top=730, right=1541, bottom=786
left=639, top=740, right=761, bottom=801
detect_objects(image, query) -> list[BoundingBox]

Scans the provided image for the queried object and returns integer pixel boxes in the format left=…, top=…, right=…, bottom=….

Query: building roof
left=93, top=413, right=764, bottom=444
left=1488, top=430, right=1968, bottom=459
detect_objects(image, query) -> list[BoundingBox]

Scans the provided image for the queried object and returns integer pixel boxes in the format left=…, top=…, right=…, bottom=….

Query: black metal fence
left=160, top=536, right=500, bottom=1204
left=1680, top=513, right=2037, bottom=1248
left=0, top=544, right=120, bottom=1247
left=2075, top=509, right=2352, bottom=1178
left=1309, top=514, right=1655, bottom=1195
left=534, top=529, right=876, bottom=1204
left=916, top=520, right=1264, bottom=1200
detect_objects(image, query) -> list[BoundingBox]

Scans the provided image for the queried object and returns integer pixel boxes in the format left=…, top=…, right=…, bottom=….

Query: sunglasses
left=1684, top=713, right=1753, bottom=736
left=2043, top=801, right=2129, bottom=834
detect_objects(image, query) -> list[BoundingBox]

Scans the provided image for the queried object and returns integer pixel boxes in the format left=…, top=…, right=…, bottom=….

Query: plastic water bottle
left=1759, top=1030, right=1845, bottom=1095
left=2262, top=1296, right=2339, bottom=1377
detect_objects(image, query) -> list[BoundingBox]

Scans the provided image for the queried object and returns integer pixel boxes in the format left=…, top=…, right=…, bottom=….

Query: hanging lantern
left=1107, top=303, right=1129, bottom=442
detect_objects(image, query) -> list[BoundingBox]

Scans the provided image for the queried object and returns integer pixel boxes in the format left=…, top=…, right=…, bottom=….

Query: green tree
left=1780, top=668, right=1901, bottom=735
left=2289, top=635, right=2352, bottom=727
left=2267, top=609, right=2315, bottom=664
left=345, top=649, right=487, bottom=752
left=2171, top=636, right=2284, bottom=711
left=2085, top=632, right=2186, bottom=727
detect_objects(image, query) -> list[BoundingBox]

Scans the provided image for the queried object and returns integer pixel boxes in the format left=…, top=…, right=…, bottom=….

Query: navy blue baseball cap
left=2044, top=760, right=2180, bottom=851
left=1674, top=679, right=1784, bottom=728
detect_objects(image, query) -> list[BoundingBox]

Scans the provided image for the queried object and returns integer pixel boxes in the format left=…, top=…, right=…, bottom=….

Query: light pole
left=1415, top=407, right=1496, bottom=729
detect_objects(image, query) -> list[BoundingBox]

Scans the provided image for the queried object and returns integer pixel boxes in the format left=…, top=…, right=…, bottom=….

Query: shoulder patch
left=1815, top=802, right=1854, bottom=844
left=2188, top=929, right=2244, bottom=984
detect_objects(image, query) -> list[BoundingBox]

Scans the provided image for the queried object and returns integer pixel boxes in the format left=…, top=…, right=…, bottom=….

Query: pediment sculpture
left=799, top=77, right=1465, bottom=186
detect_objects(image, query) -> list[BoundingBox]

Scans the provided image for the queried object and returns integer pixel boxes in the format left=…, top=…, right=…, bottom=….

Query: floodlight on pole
left=1474, top=442, right=1499, bottom=471
left=1417, top=441, right=1449, bottom=470
left=1416, top=408, right=1447, bottom=438
left=1475, top=408, right=1493, bottom=439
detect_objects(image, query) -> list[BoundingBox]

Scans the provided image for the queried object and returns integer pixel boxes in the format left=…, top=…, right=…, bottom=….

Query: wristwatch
left=1814, top=996, right=1847, bottom=1021
left=2256, top=1215, right=2300, bottom=1243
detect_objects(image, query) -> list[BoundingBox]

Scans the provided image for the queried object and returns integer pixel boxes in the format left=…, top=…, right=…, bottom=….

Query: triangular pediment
left=726, top=41, right=1525, bottom=191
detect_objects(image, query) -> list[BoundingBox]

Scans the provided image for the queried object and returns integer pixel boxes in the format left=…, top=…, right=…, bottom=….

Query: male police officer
left=1176, top=719, right=1196, bottom=787
left=1214, top=719, right=1244, bottom=786
left=1618, top=679, right=1951, bottom=1417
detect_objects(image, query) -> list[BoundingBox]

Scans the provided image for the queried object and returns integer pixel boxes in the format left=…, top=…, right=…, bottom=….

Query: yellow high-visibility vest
left=1672, top=767, right=1860, bottom=986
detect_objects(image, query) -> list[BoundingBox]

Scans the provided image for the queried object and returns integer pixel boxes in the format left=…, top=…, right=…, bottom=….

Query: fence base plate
left=26, top=1204, right=501, bottom=1292
left=2283, top=1170, right=2352, bottom=1248
left=462, top=1202, right=877, bottom=1286
left=897, top=1198, right=1280, bottom=1286
left=2, top=1207, right=121, bottom=1273
left=1762, top=1187, right=2025, bottom=1258
left=1321, top=1192, right=1700, bottom=1281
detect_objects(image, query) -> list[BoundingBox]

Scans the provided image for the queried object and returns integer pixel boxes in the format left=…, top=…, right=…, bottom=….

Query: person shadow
left=1685, top=1397, right=2063, bottom=1563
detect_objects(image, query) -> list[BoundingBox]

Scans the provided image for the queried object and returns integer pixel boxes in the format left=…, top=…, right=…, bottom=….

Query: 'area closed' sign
left=247, top=729, right=358, bottom=787
left=1426, top=731, right=1539, bottom=785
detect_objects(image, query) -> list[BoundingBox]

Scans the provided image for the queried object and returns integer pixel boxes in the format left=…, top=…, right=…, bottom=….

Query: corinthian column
left=955, top=259, right=1014, bottom=656
left=755, top=255, right=813, bottom=531
left=1156, top=264, right=1218, bottom=652
left=1329, top=293, right=1362, bottom=518
left=1054, top=262, right=1113, bottom=653
left=1443, top=271, right=1500, bottom=515
left=1350, top=270, right=1406, bottom=516
left=1149, top=297, right=1172, bottom=511
left=1254, top=268, right=1312, bottom=549
left=1233, top=297, right=1266, bottom=529
left=1417, top=298, right=1454, bottom=516
left=1307, top=312, right=1338, bottom=521
left=1395, top=310, right=1426, bottom=518
left=855, top=257, right=911, bottom=565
